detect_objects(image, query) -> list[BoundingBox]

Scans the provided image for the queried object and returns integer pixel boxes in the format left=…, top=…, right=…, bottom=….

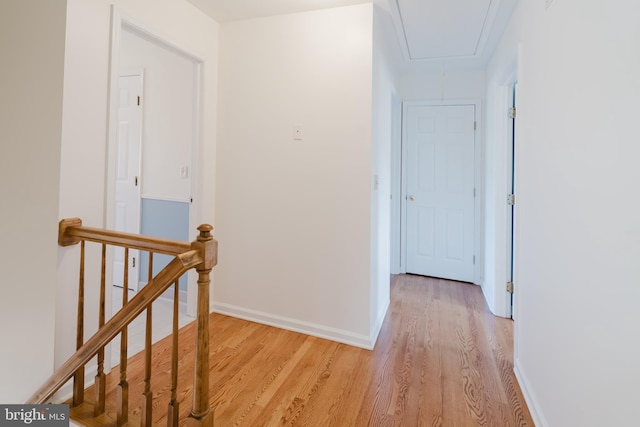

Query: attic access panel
left=396, top=0, right=492, bottom=60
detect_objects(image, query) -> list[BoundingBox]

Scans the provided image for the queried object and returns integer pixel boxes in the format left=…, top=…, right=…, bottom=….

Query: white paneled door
left=113, top=73, right=143, bottom=290
left=405, top=104, right=475, bottom=282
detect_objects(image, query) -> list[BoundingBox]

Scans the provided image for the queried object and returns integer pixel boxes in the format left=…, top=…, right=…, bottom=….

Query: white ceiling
left=186, top=0, right=371, bottom=22
left=186, top=0, right=517, bottom=70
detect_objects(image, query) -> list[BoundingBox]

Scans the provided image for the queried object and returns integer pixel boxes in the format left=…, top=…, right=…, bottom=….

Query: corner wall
left=0, top=0, right=66, bottom=402
left=215, top=4, right=377, bottom=347
left=371, top=2, right=402, bottom=337
left=486, top=0, right=640, bottom=425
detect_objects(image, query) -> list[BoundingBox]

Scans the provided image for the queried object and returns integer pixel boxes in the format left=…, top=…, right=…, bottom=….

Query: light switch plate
left=293, top=124, right=303, bottom=141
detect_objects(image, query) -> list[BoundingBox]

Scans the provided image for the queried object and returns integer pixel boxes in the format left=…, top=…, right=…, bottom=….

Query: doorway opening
left=399, top=100, right=482, bottom=284
left=105, top=9, right=204, bottom=361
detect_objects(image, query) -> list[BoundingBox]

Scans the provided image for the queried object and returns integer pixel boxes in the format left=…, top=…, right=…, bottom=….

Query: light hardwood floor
left=72, top=275, right=533, bottom=426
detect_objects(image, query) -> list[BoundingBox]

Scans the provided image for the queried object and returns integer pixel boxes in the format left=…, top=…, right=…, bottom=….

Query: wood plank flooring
left=70, top=275, right=533, bottom=426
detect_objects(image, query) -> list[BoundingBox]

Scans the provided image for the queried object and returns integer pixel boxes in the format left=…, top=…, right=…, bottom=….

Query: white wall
left=485, top=0, right=640, bottom=425
left=0, top=0, right=67, bottom=403
left=215, top=4, right=378, bottom=348
left=399, top=69, right=485, bottom=101
left=371, top=3, right=401, bottom=337
left=55, top=0, right=218, bottom=392
left=120, top=28, right=195, bottom=202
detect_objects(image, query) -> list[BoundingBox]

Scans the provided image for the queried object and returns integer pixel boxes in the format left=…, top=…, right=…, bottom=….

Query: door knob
left=408, top=195, right=415, bottom=201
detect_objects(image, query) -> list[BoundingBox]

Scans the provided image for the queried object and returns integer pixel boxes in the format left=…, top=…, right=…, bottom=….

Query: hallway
left=73, top=275, right=532, bottom=426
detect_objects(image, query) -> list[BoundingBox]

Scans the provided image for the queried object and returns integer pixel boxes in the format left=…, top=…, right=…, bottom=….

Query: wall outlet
left=293, top=124, right=303, bottom=141
left=179, top=165, right=188, bottom=178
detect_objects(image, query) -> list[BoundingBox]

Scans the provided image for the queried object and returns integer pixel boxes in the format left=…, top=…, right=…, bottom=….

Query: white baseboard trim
left=369, top=299, right=390, bottom=349
left=212, top=302, right=375, bottom=350
left=514, top=358, right=547, bottom=427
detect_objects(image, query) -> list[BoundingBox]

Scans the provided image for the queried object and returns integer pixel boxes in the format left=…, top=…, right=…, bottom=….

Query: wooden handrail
left=59, top=217, right=192, bottom=255
left=28, top=250, right=201, bottom=404
left=29, top=218, right=217, bottom=427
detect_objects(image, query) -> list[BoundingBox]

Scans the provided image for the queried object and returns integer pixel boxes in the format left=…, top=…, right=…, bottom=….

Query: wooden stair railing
left=27, top=218, right=218, bottom=427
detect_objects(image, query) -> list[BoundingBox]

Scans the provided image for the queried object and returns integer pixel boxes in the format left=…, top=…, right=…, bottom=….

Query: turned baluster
left=72, top=240, right=85, bottom=407
left=117, top=247, right=130, bottom=426
left=141, top=253, right=154, bottom=427
left=167, top=280, right=180, bottom=427
left=94, top=244, right=107, bottom=416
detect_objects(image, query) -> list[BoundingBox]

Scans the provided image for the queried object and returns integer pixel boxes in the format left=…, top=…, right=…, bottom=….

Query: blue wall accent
left=139, top=198, right=190, bottom=291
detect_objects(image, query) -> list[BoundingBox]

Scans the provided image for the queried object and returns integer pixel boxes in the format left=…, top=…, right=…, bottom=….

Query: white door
left=113, top=73, right=143, bottom=290
left=405, top=104, right=475, bottom=282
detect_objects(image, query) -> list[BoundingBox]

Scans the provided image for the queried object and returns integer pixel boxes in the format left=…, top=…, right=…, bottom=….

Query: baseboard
left=212, top=302, right=375, bottom=350
left=369, top=299, right=390, bottom=349
left=514, top=358, right=547, bottom=427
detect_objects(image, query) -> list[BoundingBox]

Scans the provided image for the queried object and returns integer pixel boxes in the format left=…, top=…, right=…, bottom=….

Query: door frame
left=399, top=99, right=483, bottom=285
left=507, top=82, right=518, bottom=318
left=491, top=48, right=520, bottom=318
left=105, top=7, right=205, bottom=319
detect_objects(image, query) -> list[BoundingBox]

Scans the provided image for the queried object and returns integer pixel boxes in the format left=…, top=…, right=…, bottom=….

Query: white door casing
left=404, top=104, right=476, bottom=283
left=113, top=72, right=143, bottom=290
left=507, top=82, right=518, bottom=319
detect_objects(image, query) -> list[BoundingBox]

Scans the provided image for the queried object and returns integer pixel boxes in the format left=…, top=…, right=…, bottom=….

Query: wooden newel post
left=187, top=224, right=217, bottom=427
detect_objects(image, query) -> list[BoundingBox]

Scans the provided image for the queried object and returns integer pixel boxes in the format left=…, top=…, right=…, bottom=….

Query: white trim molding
left=212, top=302, right=377, bottom=350
left=514, top=359, right=548, bottom=427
